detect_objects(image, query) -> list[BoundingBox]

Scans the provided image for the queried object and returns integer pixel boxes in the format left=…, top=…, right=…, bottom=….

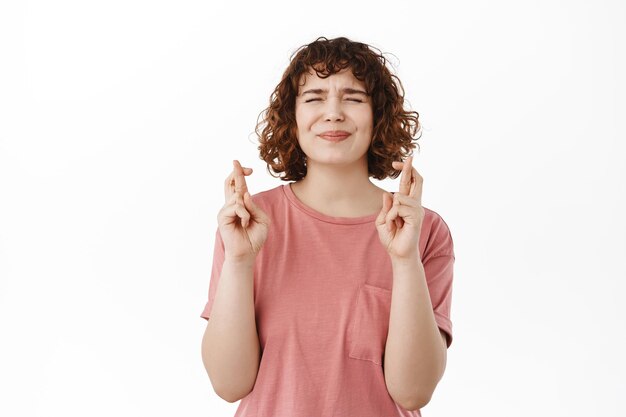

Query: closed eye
left=304, top=98, right=364, bottom=103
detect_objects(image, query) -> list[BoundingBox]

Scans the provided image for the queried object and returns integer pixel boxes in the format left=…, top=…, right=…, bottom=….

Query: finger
left=393, top=204, right=422, bottom=222
left=219, top=196, right=250, bottom=227
left=389, top=193, right=425, bottom=224
left=227, top=190, right=240, bottom=205
left=398, top=155, right=413, bottom=196
left=407, top=166, right=423, bottom=204
left=385, top=204, right=399, bottom=232
left=224, top=172, right=235, bottom=201
left=392, top=193, right=404, bottom=229
left=226, top=161, right=251, bottom=201
left=386, top=209, right=406, bottom=231
left=233, top=194, right=251, bottom=227
left=393, top=192, right=420, bottom=207
left=375, top=192, right=393, bottom=228
left=242, top=191, right=267, bottom=225
left=224, top=167, right=253, bottom=201
left=233, top=160, right=249, bottom=196
left=393, top=160, right=422, bottom=202
left=224, top=168, right=252, bottom=186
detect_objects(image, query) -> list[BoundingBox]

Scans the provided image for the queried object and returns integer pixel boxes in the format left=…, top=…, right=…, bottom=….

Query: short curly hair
left=255, top=36, right=421, bottom=182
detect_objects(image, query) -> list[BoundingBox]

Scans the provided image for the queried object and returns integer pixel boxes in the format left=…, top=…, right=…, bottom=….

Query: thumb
left=375, top=192, right=393, bottom=226
left=243, top=192, right=268, bottom=222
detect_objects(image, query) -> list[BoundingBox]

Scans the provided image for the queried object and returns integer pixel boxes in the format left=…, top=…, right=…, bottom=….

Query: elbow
left=202, top=359, right=254, bottom=403
left=213, top=384, right=253, bottom=403
left=385, top=363, right=442, bottom=411
left=203, top=365, right=257, bottom=404
left=214, top=387, right=237, bottom=403
left=214, top=389, right=242, bottom=404
left=397, top=392, right=432, bottom=412
left=208, top=363, right=258, bottom=403
left=388, top=384, right=433, bottom=412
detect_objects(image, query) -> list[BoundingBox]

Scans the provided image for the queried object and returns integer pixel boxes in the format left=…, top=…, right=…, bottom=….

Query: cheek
left=358, top=114, right=374, bottom=133
left=295, top=113, right=315, bottom=132
left=295, top=107, right=305, bottom=124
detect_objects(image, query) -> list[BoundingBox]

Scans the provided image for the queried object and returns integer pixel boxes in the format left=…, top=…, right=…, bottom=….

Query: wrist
left=390, top=254, right=422, bottom=268
left=223, top=254, right=256, bottom=267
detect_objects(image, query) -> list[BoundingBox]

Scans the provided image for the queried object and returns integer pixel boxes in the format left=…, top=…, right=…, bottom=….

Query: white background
left=1, top=0, right=624, bottom=416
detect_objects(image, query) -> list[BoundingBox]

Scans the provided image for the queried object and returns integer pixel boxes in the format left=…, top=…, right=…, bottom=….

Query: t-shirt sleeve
left=423, top=214, right=455, bottom=348
left=200, top=228, right=226, bottom=321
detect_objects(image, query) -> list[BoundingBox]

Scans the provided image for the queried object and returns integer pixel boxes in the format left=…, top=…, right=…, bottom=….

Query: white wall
left=1, top=0, right=624, bottom=416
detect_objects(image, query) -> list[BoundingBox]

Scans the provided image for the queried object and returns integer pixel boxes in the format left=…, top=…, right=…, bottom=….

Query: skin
left=216, top=67, right=447, bottom=410
left=290, top=67, right=387, bottom=217
left=218, top=160, right=270, bottom=261
left=376, top=155, right=425, bottom=258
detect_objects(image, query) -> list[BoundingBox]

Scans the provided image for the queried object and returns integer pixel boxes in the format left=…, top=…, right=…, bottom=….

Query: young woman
left=200, top=36, right=455, bottom=417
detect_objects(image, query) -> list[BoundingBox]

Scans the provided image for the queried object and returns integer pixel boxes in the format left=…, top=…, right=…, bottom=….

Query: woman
left=200, top=36, right=455, bottom=417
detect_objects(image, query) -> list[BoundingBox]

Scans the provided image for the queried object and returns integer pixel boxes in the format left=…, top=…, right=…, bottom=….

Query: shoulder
left=423, top=206, right=452, bottom=234
left=246, top=184, right=287, bottom=219
left=249, top=184, right=283, bottom=204
left=422, top=206, right=455, bottom=259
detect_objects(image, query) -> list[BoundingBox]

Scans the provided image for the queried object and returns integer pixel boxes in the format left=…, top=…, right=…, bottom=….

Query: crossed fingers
left=392, top=155, right=422, bottom=204
left=224, top=160, right=252, bottom=202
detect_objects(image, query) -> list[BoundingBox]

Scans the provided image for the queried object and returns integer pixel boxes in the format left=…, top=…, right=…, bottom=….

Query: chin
left=309, top=154, right=366, bottom=165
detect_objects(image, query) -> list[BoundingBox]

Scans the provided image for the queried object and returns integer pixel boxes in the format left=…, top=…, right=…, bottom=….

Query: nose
left=323, top=97, right=344, bottom=122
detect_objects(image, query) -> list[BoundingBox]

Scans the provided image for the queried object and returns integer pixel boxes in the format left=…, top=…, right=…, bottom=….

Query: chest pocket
left=348, top=284, right=392, bottom=365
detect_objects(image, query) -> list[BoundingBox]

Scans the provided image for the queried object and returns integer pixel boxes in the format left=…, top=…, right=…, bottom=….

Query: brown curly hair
left=255, top=36, right=422, bottom=182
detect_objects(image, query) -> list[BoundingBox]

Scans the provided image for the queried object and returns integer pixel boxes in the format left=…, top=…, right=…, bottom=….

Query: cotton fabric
left=201, top=183, right=455, bottom=416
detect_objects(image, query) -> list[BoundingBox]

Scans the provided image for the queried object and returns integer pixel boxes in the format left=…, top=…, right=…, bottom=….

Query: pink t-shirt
left=201, top=183, right=455, bottom=416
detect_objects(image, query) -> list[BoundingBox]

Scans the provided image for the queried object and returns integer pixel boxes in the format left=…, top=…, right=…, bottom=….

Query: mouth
left=318, top=133, right=351, bottom=142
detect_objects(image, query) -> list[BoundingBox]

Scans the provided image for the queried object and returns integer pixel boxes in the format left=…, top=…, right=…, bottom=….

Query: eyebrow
left=300, top=88, right=369, bottom=96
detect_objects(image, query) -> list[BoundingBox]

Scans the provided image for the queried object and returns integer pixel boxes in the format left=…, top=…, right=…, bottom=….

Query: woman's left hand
left=375, top=155, right=425, bottom=260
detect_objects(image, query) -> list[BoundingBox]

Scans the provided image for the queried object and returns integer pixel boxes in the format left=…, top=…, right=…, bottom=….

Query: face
left=294, top=67, right=374, bottom=168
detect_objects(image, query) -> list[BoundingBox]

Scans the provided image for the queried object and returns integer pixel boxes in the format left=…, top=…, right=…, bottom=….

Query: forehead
left=297, top=67, right=365, bottom=90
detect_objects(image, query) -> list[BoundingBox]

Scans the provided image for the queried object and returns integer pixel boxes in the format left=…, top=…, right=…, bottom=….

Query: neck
left=291, top=157, right=383, bottom=216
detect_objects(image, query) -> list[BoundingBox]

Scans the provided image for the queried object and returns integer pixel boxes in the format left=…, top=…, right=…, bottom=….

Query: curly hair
left=255, top=36, right=422, bottom=182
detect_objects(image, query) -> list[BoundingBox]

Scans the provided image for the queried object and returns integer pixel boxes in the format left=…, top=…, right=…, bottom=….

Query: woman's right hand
left=217, top=160, right=271, bottom=262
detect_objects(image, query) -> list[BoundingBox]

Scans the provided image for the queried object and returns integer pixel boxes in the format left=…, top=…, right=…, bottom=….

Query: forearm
left=384, top=255, right=446, bottom=410
left=202, top=257, right=260, bottom=402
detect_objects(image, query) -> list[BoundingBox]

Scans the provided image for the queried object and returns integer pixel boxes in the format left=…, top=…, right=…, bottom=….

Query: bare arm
left=201, top=255, right=260, bottom=402
left=200, top=160, right=269, bottom=402
left=384, top=255, right=447, bottom=411
left=377, top=156, right=450, bottom=411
